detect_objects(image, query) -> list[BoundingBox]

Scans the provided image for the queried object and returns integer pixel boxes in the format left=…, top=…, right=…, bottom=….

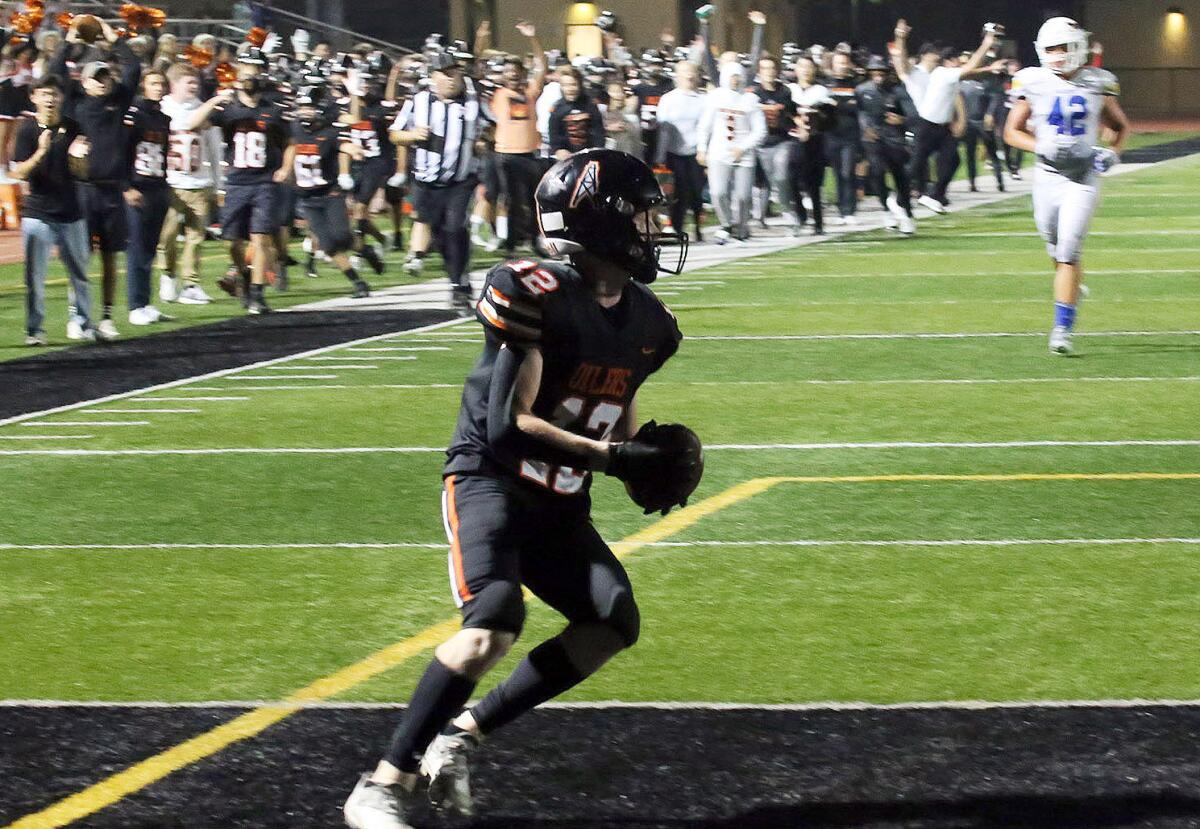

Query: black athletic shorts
left=353, top=157, right=395, bottom=205
left=441, top=472, right=636, bottom=636
left=77, top=182, right=128, bottom=253
left=222, top=182, right=279, bottom=240
left=300, top=193, right=354, bottom=256
left=479, top=152, right=500, bottom=204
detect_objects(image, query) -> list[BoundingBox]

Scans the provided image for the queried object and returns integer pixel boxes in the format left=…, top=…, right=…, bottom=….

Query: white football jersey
left=1010, top=66, right=1119, bottom=179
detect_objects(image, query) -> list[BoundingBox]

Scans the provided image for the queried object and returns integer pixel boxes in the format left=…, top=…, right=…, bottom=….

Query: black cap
left=867, top=55, right=888, bottom=71
left=429, top=51, right=460, bottom=72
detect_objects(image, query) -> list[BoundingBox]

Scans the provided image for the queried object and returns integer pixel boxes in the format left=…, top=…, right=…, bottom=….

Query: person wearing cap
left=391, top=50, right=490, bottom=306
left=631, top=50, right=673, bottom=167
left=891, top=19, right=1004, bottom=212
left=857, top=55, right=917, bottom=234
left=958, top=56, right=1007, bottom=192
left=51, top=15, right=142, bottom=339
left=12, top=74, right=102, bottom=345
left=490, top=21, right=545, bottom=255
left=346, top=56, right=399, bottom=260
left=186, top=46, right=289, bottom=315
left=696, top=60, right=766, bottom=243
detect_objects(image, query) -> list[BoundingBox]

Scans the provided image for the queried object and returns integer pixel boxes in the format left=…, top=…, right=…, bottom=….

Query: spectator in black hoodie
left=549, top=67, right=604, bottom=161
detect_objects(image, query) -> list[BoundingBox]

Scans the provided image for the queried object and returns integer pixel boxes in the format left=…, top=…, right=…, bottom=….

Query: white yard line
left=675, top=376, right=1200, bottom=387
left=2, top=537, right=1194, bottom=553
left=87, top=409, right=201, bottom=414
left=223, top=374, right=340, bottom=380
left=0, top=317, right=473, bottom=428
left=306, top=356, right=419, bottom=361
left=170, top=384, right=457, bottom=392
left=3, top=698, right=1199, bottom=711
left=687, top=330, right=1200, bottom=341
left=138, top=396, right=249, bottom=402
left=2, top=438, right=1198, bottom=457
left=0, top=435, right=94, bottom=440
left=19, top=421, right=148, bottom=427
left=347, top=347, right=444, bottom=352
left=264, top=365, right=379, bottom=370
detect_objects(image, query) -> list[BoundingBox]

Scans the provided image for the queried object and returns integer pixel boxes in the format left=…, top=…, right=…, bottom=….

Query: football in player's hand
left=609, top=421, right=704, bottom=515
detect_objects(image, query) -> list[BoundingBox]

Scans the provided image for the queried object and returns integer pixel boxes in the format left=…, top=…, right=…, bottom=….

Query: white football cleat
left=96, top=318, right=120, bottom=339
left=917, top=194, right=946, bottom=214
left=177, top=284, right=212, bottom=305
left=713, top=228, right=731, bottom=245
left=1049, top=325, right=1073, bottom=356
left=343, top=773, right=415, bottom=829
left=402, top=256, right=424, bottom=275
left=421, top=732, right=478, bottom=816
left=159, top=273, right=179, bottom=303
left=899, top=214, right=916, bottom=235
left=483, top=237, right=500, bottom=252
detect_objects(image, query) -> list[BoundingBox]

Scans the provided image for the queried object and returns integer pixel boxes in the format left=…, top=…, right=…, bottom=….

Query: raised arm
left=889, top=19, right=911, bottom=83
left=744, top=10, right=765, bottom=86
left=958, top=31, right=999, bottom=78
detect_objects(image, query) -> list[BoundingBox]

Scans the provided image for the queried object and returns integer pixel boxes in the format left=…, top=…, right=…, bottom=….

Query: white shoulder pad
left=1075, top=67, right=1120, bottom=97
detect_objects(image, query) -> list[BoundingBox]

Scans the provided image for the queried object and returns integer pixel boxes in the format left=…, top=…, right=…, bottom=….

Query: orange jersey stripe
left=445, top=477, right=474, bottom=603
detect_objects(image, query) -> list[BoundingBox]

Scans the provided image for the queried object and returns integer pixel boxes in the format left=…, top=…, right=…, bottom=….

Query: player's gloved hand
left=1092, top=146, right=1119, bottom=173
left=291, top=28, right=310, bottom=56
left=604, top=436, right=665, bottom=482
left=387, top=172, right=407, bottom=188
left=262, top=32, right=281, bottom=55
left=338, top=173, right=356, bottom=191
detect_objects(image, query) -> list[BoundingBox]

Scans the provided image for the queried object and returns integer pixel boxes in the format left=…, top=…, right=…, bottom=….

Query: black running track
left=1, top=310, right=458, bottom=420
left=1120, top=136, right=1200, bottom=165
left=3, top=705, right=1200, bottom=828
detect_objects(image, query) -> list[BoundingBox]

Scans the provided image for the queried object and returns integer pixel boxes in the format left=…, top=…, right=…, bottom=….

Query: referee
left=390, top=52, right=489, bottom=307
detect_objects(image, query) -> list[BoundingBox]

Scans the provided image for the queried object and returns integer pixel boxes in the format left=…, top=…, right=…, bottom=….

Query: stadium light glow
left=1165, top=7, right=1187, bottom=42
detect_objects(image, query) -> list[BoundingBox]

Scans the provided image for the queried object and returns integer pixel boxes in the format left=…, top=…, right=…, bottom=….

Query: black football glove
left=604, top=433, right=666, bottom=482
left=605, top=421, right=705, bottom=515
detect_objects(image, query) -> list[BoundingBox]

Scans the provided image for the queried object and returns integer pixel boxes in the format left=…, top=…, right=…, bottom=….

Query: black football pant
left=787, top=137, right=825, bottom=233
left=824, top=133, right=858, bottom=218
left=125, top=184, right=170, bottom=311
left=865, top=140, right=912, bottom=214
left=495, top=151, right=542, bottom=252
left=909, top=118, right=960, bottom=203
left=665, top=152, right=704, bottom=239
left=962, top=122, right=1004, bottom=189
left=413, top=177, right=475, bottom=289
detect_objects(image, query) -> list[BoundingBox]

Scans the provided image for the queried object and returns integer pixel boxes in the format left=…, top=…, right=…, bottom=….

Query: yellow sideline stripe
left=4, top=477, right=769, bottom=829
left=772, top=472, right=1200, bottom=484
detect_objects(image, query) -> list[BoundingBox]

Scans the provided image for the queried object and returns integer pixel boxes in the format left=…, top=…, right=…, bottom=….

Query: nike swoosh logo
left=641, top=347, right=656, bottom=355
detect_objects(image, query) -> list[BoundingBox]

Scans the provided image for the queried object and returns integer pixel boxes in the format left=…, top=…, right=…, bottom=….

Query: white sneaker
left=402, top=256, right=424, bottom=275
left=1049, top=325, right=1073, bottom=356
left=177, top=284, right=212, bottom=305
left=802, top=195, right=814, bottom=212
left=471, top=233, right=487, bottom=247
left=128, top=307, right=159, bottom=326
left=883, top=213, right=899, bottom=229
left=899, top=214, right=916, bottom=235
left=97, top=318, right=120, bottom=339
left=67, top=319, right=85, bottom=341
left=421, top=732, right=478, bottom=816
left=918, top=195, right=946, bottom=214
left=343, top=773, right=415, bottom=829
left=886, top=194, right=906, bottom=224
left=842, top=215, right=858, bottom=226
left=713, top=228, right=731, bottom=245
left=159, top=273, right=179, bottom=303
left=483, top=237, right=500, bottom=253
left=24, top=331, right=47, bottom=346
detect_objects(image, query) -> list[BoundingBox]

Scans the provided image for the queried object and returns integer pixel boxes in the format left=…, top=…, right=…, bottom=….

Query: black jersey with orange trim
left=290, top=119, right=348, bottom=197
left=445, top=259, right=682, bottom=497
left=348, top=99, right=396, bottom=160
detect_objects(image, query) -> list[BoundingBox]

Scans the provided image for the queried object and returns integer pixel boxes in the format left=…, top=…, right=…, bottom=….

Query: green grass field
left=2, top=129, right=1192, bottom=360
left=2, top=144, right=1199, bottom=716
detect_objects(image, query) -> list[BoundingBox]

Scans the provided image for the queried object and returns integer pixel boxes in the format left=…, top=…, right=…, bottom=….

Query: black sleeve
left=653, top=305, right=682, bottom=373
left=12, top=120, right=37, bottom=164
left=548, top=104, right=568, bottom=153
left=112, top=39, right=142, bottom=109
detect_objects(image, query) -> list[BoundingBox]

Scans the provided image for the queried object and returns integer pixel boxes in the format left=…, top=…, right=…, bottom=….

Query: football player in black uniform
left=188, top=47, right=288, bottom=314
left=281, top=84, right=375, bottom=299
left=123, top=68, right=173, bottom=324
left=347, top=57, right=397, bottom=256
left=343, top=149, right=698, bottom=829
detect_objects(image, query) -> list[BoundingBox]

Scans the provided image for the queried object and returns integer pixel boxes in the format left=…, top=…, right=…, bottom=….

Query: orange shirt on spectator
left=492, top=80, right=543, bottom=154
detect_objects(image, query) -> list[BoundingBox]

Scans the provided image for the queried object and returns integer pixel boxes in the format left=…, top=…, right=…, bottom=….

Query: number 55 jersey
left=445, top=259, right=683, bottom=497
left=1010, top=65, right=1119, bottom=182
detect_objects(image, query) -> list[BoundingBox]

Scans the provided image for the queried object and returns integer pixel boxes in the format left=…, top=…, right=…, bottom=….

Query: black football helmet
left=535, top=149, right=687, bottom=284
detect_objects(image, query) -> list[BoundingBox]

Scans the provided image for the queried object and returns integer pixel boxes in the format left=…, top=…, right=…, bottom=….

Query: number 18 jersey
left=445, top=260, right=683, bottom=497
left=211, top=98, right=289, bottom=185
left=1011, top=66, right=1120, bottom=180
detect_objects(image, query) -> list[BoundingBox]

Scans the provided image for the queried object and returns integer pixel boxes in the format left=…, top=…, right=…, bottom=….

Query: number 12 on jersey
left=520, top=396, right=624, bottom=495
left=1048, top=95, right=1088, bottom=136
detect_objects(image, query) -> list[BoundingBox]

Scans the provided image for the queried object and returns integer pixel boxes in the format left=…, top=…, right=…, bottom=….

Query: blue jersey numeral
left=1048, top=95, right=1088, bottom=136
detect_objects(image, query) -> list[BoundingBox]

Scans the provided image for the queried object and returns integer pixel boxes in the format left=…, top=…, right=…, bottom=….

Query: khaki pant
left=157, top=187, right=211, bottom=283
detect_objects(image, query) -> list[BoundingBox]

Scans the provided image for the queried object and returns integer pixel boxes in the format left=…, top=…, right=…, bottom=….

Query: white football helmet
left=1035, top=17, right=1090, bottom=75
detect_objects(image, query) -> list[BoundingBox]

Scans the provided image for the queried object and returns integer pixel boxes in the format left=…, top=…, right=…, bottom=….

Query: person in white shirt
left=891, top=20, right=1003, bottom=212
left=696, top=62, right=766, bottom=243
left=157, top=63, right=221, bottom=304
left=655, top=61, right=705, bottom=240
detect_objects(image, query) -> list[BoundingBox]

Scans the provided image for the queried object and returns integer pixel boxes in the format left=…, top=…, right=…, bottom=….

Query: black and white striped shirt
left=393, top=86, right=485, bottom=185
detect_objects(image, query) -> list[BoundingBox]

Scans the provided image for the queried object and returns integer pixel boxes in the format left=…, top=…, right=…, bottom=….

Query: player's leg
left=1050, top=179, right=1100, bottom=354
left=442, top=178, right=474, bottom=300
left=346, top=475, right=523, bottom=827
left=218, top=185, right=253, bottom=298
left=963, top=125, right=979, bottom=190
left=423, top=513, right=637, bottom=815
left=1034, top=171, right=1073, bottom=353
left=312, top=195, right=371, bottom=297
left=983, top=128, right=1004, bottom=190
left=732, top=161, right=756, bottom=240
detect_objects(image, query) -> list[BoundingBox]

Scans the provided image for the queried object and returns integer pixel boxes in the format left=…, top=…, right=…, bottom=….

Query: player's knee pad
left=462, top=579, right=526, bottom=637
left=602, top=588, right=641, bottom=648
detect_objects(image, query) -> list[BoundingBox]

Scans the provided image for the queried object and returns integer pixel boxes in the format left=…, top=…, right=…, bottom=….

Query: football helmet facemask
left=535, top=149, right=687, bottom=284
